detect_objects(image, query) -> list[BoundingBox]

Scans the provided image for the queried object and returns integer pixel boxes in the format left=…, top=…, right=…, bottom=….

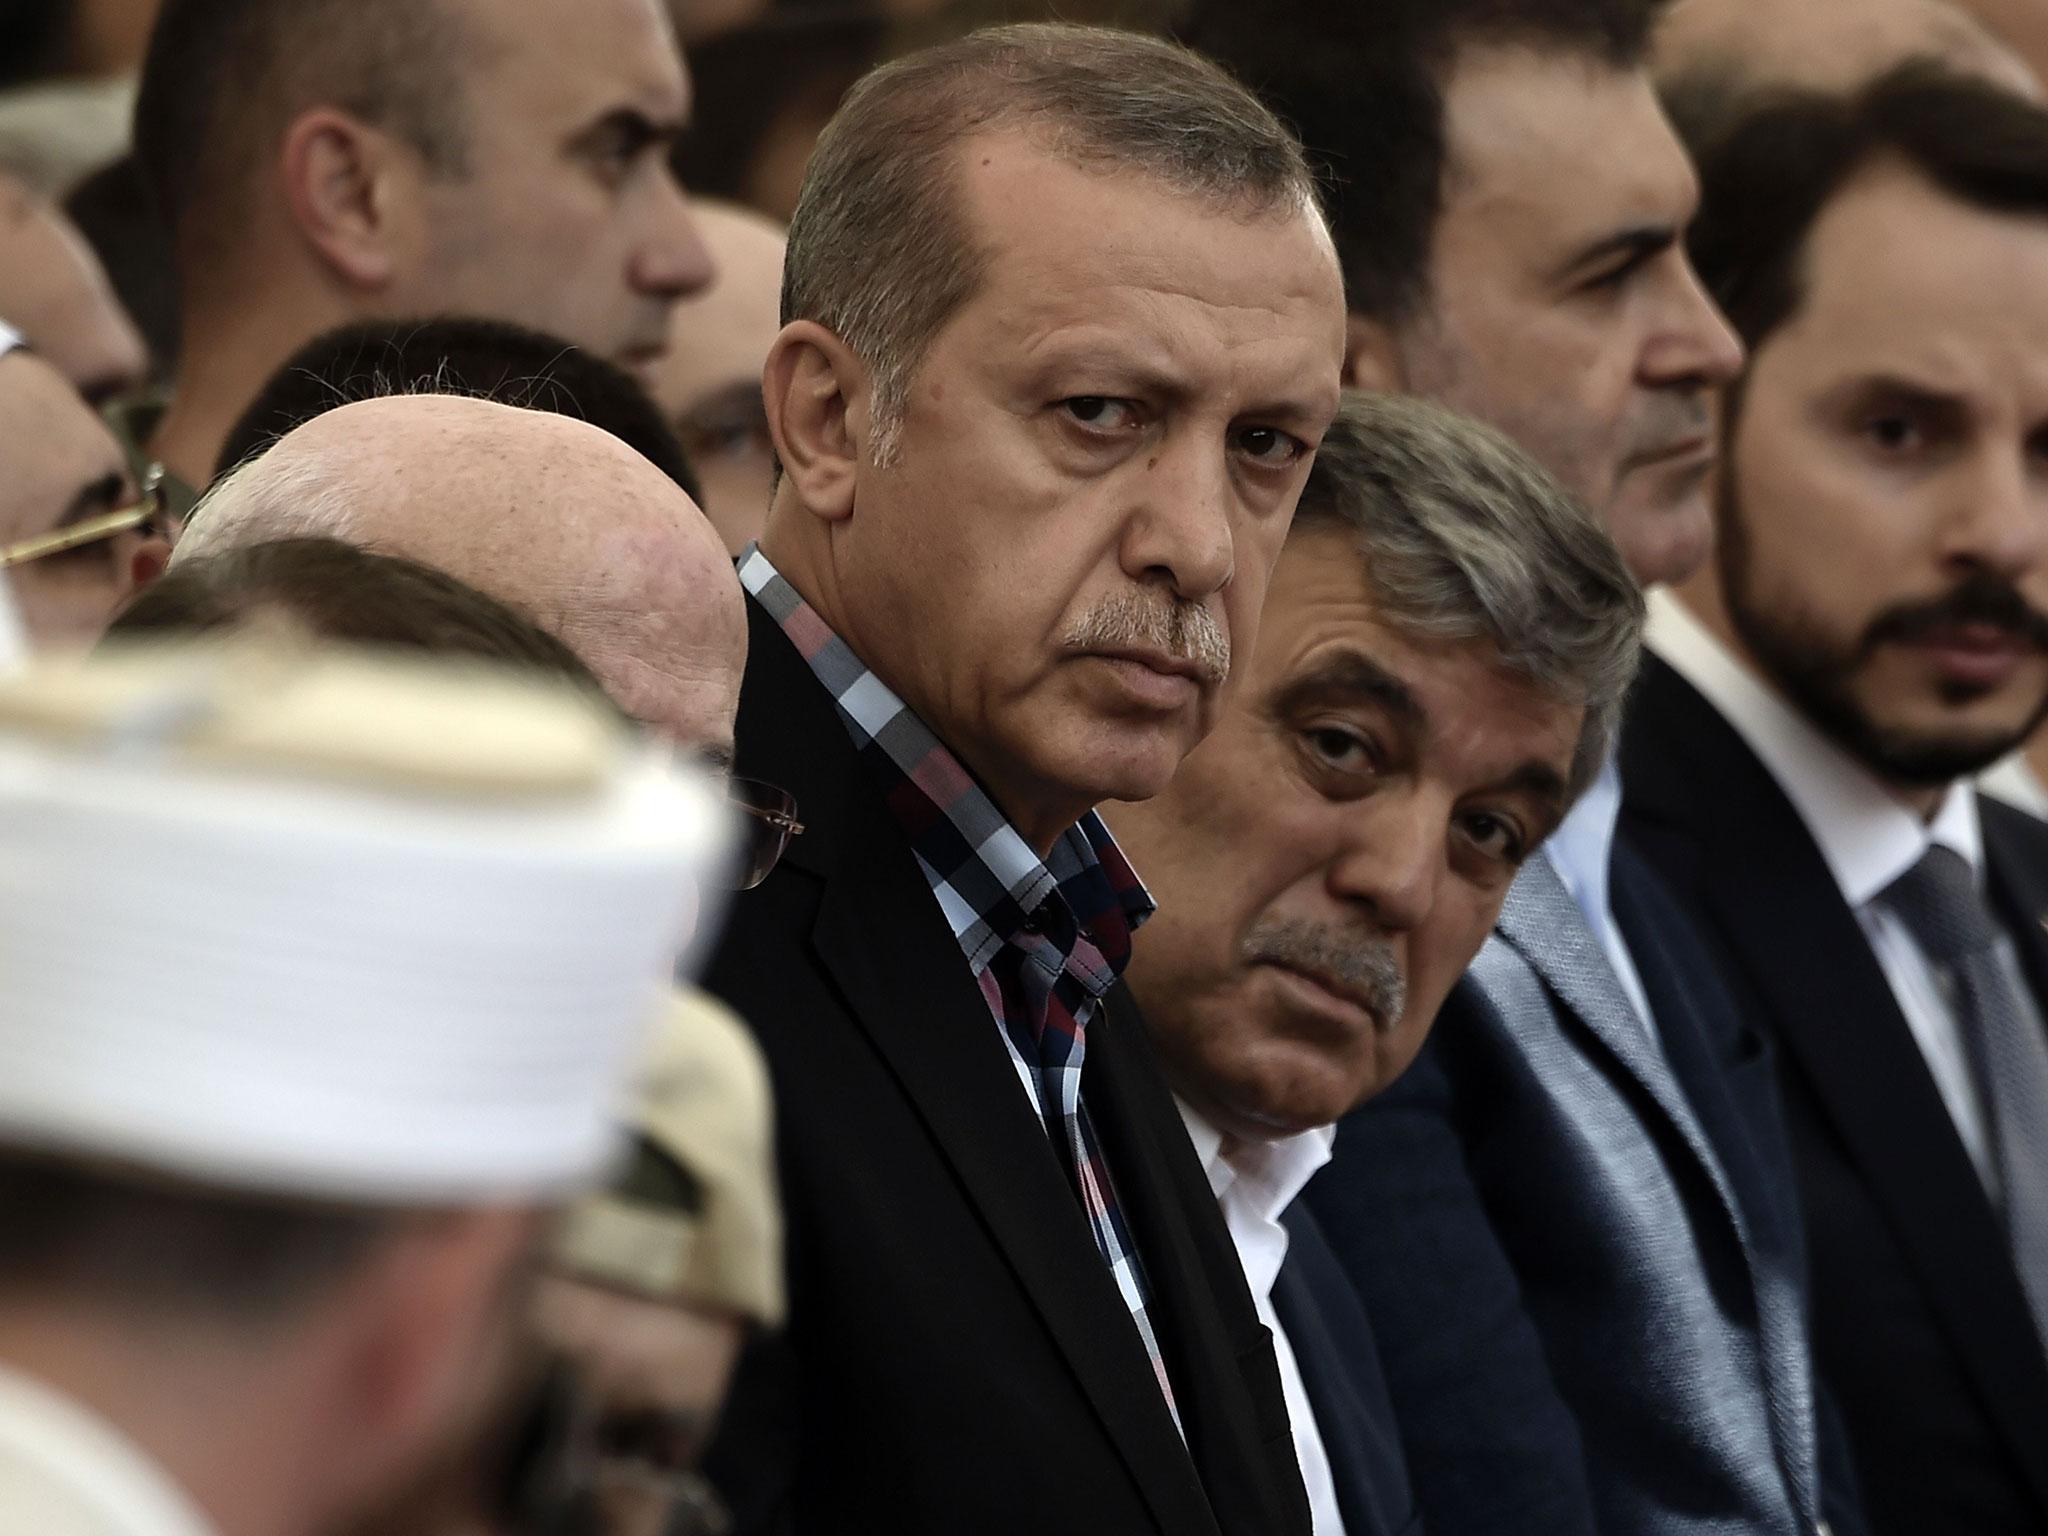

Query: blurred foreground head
left=173, top=392, right=747, bottom=763
left=1655, top=0, right=2039, bottom=97
left=0, top=637, right=728, bottom=1536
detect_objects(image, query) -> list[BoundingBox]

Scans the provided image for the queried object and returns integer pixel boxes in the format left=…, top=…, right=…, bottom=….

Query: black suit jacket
left=1623, top=653, right=2048, bottom=1536
left=699, top=594, right=1309, bottom=1536
left=1272, top=1202, right=1422, bottom=1536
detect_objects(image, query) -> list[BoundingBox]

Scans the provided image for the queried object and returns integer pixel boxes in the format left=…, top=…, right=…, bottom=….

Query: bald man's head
left=1655, top=0, right=2041, bottom=96
left=174, top=394, right=746, bottom=758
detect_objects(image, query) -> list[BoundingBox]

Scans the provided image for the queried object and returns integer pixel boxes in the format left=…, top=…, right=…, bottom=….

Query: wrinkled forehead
left=1436, top=44, right=1698, bottom=266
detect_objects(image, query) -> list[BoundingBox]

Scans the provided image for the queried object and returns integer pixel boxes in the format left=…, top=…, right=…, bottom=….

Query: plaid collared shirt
left=740, top=546, right=1180, bottom=1423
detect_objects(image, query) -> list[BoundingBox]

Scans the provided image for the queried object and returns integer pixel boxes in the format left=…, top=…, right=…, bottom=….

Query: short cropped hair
left=134, top=0, right=475, bottom=259
left=213, top=317, right=699, bottom=500
left=1185, top=0, right=1661, bottom=321
left=1295, top=391, right=1644, bottom=795
left=1684, top=63, right=2048, bottom=357
left=782, top=21, right=1320, bottom=463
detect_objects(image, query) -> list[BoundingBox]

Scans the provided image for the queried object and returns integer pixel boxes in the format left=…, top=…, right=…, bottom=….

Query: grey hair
left=171, top=450, right=365, bottom=568
left=1294, top=391, right=1645, bottom=798
left=783, top=21, right=1323, bottom=465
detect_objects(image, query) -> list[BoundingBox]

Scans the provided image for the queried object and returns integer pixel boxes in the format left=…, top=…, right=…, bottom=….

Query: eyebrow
left=698, top=740, right=736, bottom=775
left=1498, top=761, right=1571, bottom=828
left=679, top=380, right=769, bottom=432
left=1559, top=224, right=1678, bottom=283
left=1273, top=649, right=1423, bottom=724
left=57, top=471, right=130, bottom=529
left=570, top=105, right=688, bottom=155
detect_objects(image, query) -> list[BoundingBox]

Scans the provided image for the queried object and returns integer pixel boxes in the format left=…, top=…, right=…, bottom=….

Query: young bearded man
left=1627, top=67, right=2048, bottom=1536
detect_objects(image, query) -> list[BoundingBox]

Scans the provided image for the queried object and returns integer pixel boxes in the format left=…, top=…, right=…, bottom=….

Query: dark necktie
left=1879, top=844, right=2048, bottom=1351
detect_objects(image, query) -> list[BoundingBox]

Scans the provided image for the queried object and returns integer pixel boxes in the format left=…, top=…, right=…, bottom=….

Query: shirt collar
left=1543, top=756, right=1625, bottom=933
left=1175, top=1097, right=1336, bottom=1224
left=1647, top=589, right=1984, bottom=907
left=738, top=544, right=1154, bottom=980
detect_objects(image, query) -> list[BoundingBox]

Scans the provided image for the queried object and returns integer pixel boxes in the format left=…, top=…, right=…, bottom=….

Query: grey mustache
left=1061, top=591, right=1231, bottom=685
left=1241, top=917, right=1407, bottom=1029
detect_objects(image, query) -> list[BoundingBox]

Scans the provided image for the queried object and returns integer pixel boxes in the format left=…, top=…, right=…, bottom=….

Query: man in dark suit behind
left=696, top=23, right=1348, bottom=1535
left=1626, top=68, right=2048, bottom=1535
left=1104, top=389, right=1646, bottom=1536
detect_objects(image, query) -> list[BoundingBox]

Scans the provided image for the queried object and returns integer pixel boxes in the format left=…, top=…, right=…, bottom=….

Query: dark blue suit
left=1272, top=1202, right=1422, bottom=1536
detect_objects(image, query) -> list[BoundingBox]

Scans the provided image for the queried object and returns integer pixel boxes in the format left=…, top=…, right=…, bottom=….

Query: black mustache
left=1864, top=574, right=2048, bottom=654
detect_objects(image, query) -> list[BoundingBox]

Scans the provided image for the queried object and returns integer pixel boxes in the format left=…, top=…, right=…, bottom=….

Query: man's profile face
left=0, top=353, right=147, bottom=650
left=406, top=0, right=715, bottom=375
left=1111, top=525, right=1582, bottom=1142
left=1396, top=46, right=1743, bottom=587
left=1707, top=163, right=2048, bottom=787
left=833, top=134, right=1346, bottom=838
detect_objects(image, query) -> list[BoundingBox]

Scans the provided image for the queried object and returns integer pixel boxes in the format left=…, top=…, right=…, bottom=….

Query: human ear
left=278, top=109, right=411, bottom=293
left=1342, top=312, right=1405, bottom=392
left=762, top=320, right=867, bottom=524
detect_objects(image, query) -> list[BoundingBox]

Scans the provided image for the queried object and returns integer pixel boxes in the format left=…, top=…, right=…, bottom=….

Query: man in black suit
left=1626, top=68, right=2048, bottom=1536
left=1104, top=389, right=1645, bottom=1536
left=1191, top=6, right=1867, bottom=1536
left=696, top=23, right=1347, bottom=1536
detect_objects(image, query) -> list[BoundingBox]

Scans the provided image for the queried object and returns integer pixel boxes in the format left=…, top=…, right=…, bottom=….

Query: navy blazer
left=1623, top=654, right=2048, bottom=1536
left=1306, top=837, right=1866, bottom=1536
left=1272, top=1201, right=1422, bottom=1536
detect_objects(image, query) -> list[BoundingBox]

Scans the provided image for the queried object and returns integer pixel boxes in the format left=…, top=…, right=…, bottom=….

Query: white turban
left=0, top=639, right=732, bottom=1204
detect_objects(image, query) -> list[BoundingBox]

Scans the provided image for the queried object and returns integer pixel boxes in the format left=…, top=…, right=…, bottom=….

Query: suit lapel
left=1089, top=990, right=1311, bottom=1536
left=1493, top=856, right=1748, bottom=1244
left=737, top=602, right=1218, bottom=1536
left=1624, top=658, right=2048, bottom=1508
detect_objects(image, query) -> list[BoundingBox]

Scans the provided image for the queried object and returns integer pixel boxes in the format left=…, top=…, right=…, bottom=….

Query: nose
left=633, top=170, right=717, bottom=303
left=1324, top=793, right=1443, bottom=937
left=1116, top=429, right=1236, bottom=603
left=1944, top=445, right=2048, bottom=582
left=1641, top=253, right=1745, bottom=391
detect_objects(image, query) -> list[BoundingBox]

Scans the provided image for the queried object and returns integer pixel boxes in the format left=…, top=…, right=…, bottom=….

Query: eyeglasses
left=728, top=777, right=803, bottom=890
left=0, top=466, right=167, bottom=571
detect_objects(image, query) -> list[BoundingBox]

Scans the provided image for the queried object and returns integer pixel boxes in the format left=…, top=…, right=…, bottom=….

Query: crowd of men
left=2, top=0, right=2047, bottom=1534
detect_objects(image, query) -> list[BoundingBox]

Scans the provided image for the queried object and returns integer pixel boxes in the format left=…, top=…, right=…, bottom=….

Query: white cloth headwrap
left=0, top=641, right=733, bottom=1203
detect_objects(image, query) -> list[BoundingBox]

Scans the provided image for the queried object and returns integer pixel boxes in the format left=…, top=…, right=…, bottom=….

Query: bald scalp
left=135, top=0, right=482, bottom=258
left=174, top=395, right=746, bottom=743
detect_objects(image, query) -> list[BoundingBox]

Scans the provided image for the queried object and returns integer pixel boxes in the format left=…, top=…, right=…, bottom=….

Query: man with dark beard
left=1624, top=66, right=2048, bottom=1536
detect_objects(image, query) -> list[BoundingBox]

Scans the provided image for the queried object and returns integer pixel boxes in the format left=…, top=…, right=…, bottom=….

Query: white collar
left=1543, top=757, right=1624, bottom=928
left=1647, top=590, right=1984, bottom=908
left=1176, top=1097, right=1336, bottom=1225
left=0, top=1363, right=216, bottom=1536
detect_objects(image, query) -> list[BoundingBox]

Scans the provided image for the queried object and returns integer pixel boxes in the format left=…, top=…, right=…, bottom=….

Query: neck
left=156, top=280, right=346, bottom=488
left=760, top=515, right=1086, bottom=858
left=0, top=1301, right=319, bottom=1536
left=1671, top=573, right=1951, bottom=821
left=2027, top=731, right=2048, bottom=791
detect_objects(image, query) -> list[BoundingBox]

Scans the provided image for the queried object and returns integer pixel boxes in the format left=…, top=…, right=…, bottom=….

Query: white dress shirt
left=1648, top=592, right=2047, bottom=1194
left=1177, top=1101, right=1346, bottom=1536
left=0, top=1365, right=216, bottom=1536
left=1544, top=758, right=1661, bottom=1030
left=1982, top=753, right=2048, bottom=821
